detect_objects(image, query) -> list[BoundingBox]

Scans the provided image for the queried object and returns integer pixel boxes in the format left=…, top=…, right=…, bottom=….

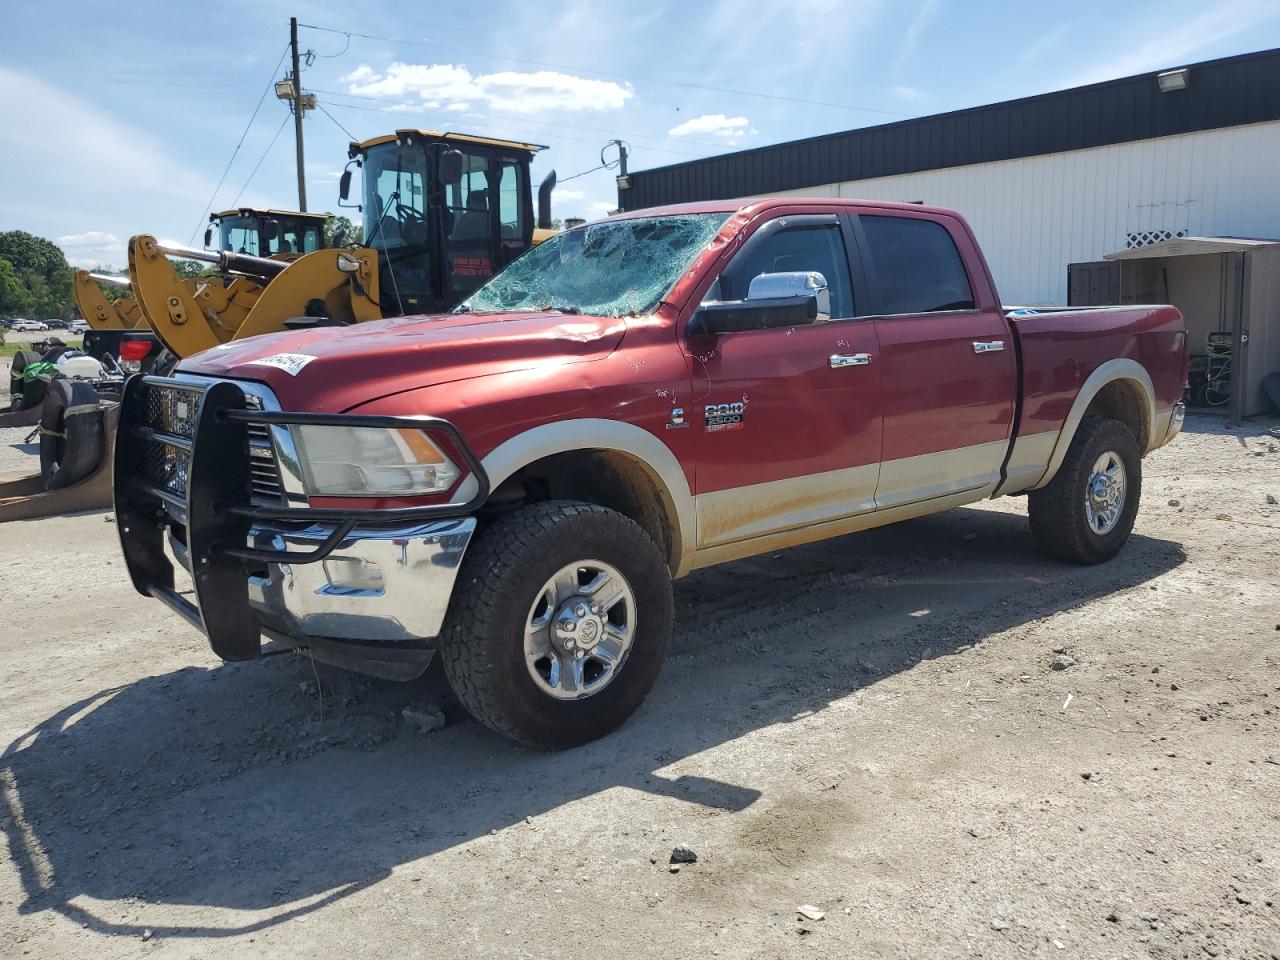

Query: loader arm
left=128, top=236, right=382, bottom=359
left=73, top=270, right=148, bottom=331
left=232, top=248, right=381, bottom=340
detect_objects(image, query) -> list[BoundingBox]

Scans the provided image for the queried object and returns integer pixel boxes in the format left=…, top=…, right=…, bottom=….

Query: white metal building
left=621, top=48, right=1280, bottom=307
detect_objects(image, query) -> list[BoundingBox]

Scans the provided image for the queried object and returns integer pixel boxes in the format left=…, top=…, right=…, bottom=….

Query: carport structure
left=1089, top=237, right=1280, bottom=421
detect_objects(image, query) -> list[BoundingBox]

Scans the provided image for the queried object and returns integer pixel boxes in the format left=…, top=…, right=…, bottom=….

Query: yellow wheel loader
left=73, top=208, right=330, bottom=334
left=128, top=130, right=557, bottom=360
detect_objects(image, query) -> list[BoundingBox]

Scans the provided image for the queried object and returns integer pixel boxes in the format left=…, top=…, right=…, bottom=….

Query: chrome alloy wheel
left=524, top=560, right=637, bottom=700
left=1084, top=451, right=1127, bottom=535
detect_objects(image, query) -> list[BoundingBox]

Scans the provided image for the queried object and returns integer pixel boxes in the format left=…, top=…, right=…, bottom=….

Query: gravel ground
left=1, top=411, right=1278, bottom=959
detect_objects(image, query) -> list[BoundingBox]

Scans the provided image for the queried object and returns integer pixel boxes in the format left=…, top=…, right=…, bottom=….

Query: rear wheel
left=1028, top=416, right=1142, bottom=564
left=439, top=501, right=673, bottom=748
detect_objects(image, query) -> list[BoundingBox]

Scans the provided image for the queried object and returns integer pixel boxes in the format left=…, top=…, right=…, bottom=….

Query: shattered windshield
left=461, top=213, right=729, bottom=317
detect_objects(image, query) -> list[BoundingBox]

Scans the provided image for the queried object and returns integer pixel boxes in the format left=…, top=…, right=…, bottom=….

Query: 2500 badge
left=704, top=401, right=745, bottom=432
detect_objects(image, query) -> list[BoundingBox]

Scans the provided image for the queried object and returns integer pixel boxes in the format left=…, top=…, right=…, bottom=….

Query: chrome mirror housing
left=747, top=271, right=830, bottom=322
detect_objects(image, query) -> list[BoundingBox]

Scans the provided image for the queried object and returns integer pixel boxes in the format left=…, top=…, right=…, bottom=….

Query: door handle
left=972, top=340, right=1005, bottom=354
left=829, top=353, right=872, bottom=368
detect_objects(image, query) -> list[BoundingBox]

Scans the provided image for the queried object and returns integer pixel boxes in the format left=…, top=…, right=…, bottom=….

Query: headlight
left=290, top=425, right=460, bottom=497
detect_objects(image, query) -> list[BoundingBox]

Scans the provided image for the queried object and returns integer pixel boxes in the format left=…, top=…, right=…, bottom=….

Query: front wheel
left=1028, top=416, right=1142, bottom=564
left=439, top=501, right=674, bottom=748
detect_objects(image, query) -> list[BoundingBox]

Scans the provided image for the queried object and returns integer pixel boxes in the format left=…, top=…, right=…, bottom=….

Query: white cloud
left=555, top=188, right=587, bottom=201
left=589, top=201, right=616, bottom=215
left=57, top=230, right=125, bottom=269
left=668, top=114, right=755, bottom=138
left=892, top=85, right=927, bottom=103
left=342, top=62, right=632, bottom=114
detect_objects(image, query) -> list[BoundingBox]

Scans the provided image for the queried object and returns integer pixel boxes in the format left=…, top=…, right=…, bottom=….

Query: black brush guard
left=114, top=375, right=489, bottom=662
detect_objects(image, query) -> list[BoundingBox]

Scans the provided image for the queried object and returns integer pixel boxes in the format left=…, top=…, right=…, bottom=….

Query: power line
left=298, top=21, right=905, bottom=117
left=312, top=87, right=745, bottom=151
left=188, top=43, right=291, bottom=244
left=315, top=99, right=715, bottom=159
left=230, top=114, right=291, bottom=206
left=560, top=141, right=628, bottom=183
left=316, top=101, right=357, bottom=140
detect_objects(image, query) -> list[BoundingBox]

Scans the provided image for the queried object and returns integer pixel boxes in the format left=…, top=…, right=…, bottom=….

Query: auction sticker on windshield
left=245, top=353, right=318, bottom=376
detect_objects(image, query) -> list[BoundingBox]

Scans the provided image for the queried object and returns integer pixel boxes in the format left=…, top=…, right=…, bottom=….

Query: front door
left=689, top=214, right=883, bottom=548
left=854, top=212, right=1016, bottom=508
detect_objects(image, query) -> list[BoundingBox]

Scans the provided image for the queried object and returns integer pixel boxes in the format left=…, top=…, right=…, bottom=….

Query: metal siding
left=622, top=47, right=1280, bottom=212
left=761, top=121, right=1280, bottom=304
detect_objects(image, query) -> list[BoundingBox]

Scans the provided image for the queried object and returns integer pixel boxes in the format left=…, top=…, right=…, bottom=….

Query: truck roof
left=606, top=196, right=964, bottom=222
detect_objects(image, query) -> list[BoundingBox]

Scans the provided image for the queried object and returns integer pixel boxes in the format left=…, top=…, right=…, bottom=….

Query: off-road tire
left=9, top=350, right=39, bottom=410
left=439, top=500, right=673, bottom=749
left=1028, top=416, right=1142, bottom=564
left=40, top=378, right=104, bottom=490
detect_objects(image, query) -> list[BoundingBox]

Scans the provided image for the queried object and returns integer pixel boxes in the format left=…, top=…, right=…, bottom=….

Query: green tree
left=89, top=264, right=132, bottom=303
left=0, top=257, right=34, bottom=318
left=323, top=213, right=363, bottom=246
left=0, top=231, right=73, bottom=319
left=172, top=259, right=213, bottom=280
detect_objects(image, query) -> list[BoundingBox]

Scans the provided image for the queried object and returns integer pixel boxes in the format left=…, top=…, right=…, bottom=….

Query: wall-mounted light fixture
left=1157, top=68, right=1190, bottom=93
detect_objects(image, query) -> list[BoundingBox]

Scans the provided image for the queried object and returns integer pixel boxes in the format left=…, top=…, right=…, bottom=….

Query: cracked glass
left=461, top=213, right=729, bottom=317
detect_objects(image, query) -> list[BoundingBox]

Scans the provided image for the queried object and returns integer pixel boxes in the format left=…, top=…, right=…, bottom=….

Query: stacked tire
left=39, top=379, right=104, bottom=490
left=8, top=350, right=46, bottom=411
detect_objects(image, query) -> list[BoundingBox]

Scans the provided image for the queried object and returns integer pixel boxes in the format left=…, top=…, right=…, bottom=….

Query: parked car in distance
left=68, top=320, right=91, bottom=334
left=10, top=319, right=49, bottom=332
left=116, top=197, right=1189, bottom=749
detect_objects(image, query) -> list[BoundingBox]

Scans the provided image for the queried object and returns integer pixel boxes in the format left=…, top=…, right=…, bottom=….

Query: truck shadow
left=1, top=505, right=1186, bottom=940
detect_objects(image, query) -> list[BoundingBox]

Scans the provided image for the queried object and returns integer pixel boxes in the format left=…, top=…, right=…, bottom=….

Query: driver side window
left=708, top=223, right=855, bottom=320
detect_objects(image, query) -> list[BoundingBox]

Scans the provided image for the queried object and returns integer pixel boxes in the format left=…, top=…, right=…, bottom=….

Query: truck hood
left=178, top=310, right=626, bottom=412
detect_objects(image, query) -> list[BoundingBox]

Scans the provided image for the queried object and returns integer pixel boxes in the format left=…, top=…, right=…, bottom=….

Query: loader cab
left=206, top=209, right=326, bottom=258
left=346, top=130, right=549, bottom=316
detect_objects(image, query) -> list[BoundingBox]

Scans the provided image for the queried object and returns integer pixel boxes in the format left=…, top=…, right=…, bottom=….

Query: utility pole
left=290, top=16, right=307, bottom=212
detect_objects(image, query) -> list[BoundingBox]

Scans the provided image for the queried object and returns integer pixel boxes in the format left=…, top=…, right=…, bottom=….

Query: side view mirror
left=439, top=148, right=465, bottom=185
left=203, top=227, right=213, bottom=249
left=688, top=271, right=829, bottom=337
left=262, top=219, right=282, bottom=240
left=339, top=168, right=352, bottom=201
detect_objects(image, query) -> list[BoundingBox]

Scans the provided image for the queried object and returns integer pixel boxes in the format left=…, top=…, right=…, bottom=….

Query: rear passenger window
left=861, top=216, right=975, bottom=314
left=715, top=224, right=854, bottom=320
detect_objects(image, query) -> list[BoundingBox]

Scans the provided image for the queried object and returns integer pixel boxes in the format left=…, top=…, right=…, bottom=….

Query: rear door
left=853, top=212, right=1016, bottom=508
left=689, top=213, right=883, bottom=548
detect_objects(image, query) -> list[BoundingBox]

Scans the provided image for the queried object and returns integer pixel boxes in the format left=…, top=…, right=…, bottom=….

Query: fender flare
left=1031, top=358, right=1156, bottom=490
left=452, top=418, right=698, bottom=577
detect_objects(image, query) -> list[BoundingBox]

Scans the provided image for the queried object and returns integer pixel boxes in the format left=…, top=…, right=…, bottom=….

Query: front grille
left=139, top=381, right=200, bottom=499
left=243, top=397, right=285, bottom=505
left=136, top=379, right=285, bottom=507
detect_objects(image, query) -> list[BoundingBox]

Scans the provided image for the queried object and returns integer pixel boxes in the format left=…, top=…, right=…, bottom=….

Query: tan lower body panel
left=691, top=481, right=1000, bottom=570
left=993, top=430, right=1058, bottom=495
left=696, top=462, right=880, bottom=548
left=695, top=439, right=1012, bottom=554
left=873, top=439, right=1009, bottom=510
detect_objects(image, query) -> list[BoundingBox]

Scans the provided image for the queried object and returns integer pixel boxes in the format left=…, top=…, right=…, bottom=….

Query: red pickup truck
left=115, top=198, right=1187, bottom=747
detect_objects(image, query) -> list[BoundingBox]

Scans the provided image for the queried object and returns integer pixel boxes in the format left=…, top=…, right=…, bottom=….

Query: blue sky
left=2, top=0, right=1279, bottom=269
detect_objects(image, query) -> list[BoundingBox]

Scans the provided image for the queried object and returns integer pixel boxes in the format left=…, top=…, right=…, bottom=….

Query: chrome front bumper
left=241, top=517, right=476, bottom=644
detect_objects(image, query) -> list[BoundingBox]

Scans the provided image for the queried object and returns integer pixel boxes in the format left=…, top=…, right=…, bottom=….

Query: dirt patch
left=1, top=414, right=1278, bottom=958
